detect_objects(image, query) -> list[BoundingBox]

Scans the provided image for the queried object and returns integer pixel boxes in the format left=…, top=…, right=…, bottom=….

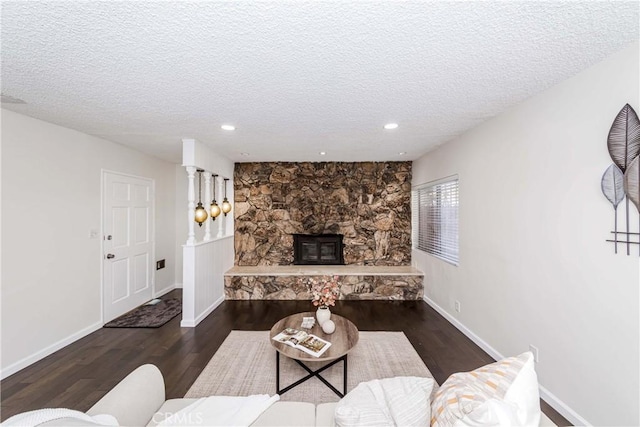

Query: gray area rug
left=104, top=298, right=181, bottom=328
left=186, top=330, right=436, bottom=404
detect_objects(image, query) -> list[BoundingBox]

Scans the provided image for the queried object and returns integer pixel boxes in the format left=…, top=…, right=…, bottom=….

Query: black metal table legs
left=276, top=351, right=348, bottom=397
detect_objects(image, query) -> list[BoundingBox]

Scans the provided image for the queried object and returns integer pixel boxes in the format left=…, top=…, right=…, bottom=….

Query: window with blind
left=412, top=176, right=459, bottom=265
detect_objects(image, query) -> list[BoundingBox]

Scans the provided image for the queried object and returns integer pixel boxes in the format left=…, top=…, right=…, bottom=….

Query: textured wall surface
left=234, top=162, right=412, bottom=266
left=2, top=3, right=638, bottom=163
left=225, top=275, right=423, bottom=300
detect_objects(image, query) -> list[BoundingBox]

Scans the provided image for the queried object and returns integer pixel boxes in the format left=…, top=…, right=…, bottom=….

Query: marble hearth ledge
left=224, top=265, right=423, bottom=276
left=224, top=265, right=424, bottom=300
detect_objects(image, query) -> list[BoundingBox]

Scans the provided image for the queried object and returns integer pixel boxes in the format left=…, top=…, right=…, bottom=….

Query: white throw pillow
left=503, top=352, right=540, bottom=426
left=430, top=352, right=540, bottom=427
left=335, top=376, right=435, bottom=427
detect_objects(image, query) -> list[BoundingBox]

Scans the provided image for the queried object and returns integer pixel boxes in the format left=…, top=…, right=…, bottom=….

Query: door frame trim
left=101, top=169, right=156, bottom=323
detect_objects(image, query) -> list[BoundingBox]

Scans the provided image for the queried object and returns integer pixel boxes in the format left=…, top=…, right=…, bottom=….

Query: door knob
left=106, top=254, right=115, bottom=259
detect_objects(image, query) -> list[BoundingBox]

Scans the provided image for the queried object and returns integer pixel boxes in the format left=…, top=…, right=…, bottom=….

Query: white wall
left=413, top=42, right=639, bottom=426
left=1, top=109, right=177, bottom=377
left=174, top=164, right=186, bottom=288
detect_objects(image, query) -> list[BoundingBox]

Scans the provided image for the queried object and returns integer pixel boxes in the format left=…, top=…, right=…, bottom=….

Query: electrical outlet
left=529, top=344, right=539, bottom=362
left=454, top=300, right=461, bottom=313
left=156, top=259, right=165, bottom=270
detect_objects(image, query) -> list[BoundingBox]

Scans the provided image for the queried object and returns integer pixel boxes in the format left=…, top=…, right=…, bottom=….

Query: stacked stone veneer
left=224, top=274, right=423, bottom=300
left=228, top=161, right=422, bottom=301
left=234, top=161, right=412, bottom=266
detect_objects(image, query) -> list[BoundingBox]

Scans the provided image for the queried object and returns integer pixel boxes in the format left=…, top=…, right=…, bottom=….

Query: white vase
left=316, top=306, right=331, bottom=326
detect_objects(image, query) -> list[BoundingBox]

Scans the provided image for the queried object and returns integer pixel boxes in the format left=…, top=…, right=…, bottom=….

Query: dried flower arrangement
left=302, top=275, right=341, bottom=308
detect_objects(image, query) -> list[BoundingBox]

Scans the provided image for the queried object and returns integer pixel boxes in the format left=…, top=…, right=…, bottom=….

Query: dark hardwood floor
left=1, top=290, right=570, bottom=425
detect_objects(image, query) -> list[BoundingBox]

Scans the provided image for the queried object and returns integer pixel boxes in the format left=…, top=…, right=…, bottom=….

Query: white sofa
left=35, top=364, right=317, bottom=427
left=33, top=364, right=556, bottom=426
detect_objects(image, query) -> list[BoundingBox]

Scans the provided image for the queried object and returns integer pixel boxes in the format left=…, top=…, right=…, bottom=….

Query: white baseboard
left=1, top=321, right=103, bottom=380
left=180, top=295, right=224, bottom=328
left=538, top=383, right=590, bottom=426
left=154, top=283, right=177, bottom=298
left=423, top=295, right=502, bottom=361
left=422, top=295, right=590, bottom=427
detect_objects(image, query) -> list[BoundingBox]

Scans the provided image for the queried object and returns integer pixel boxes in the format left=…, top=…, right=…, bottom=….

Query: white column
left=217, top=177, right=225, bottom=238
left=186, top=166, right=196, bottom=245
left=226, top=177, right=234, bottom=236
left=203, top=172, right=212, bottom=241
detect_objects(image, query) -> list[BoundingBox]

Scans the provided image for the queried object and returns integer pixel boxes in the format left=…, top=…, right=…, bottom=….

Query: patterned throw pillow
left=430, top=352, right=540, bottom=427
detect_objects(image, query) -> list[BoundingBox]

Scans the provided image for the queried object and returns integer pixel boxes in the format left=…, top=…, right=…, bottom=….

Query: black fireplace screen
left=293, top=234, right=344, bottom=265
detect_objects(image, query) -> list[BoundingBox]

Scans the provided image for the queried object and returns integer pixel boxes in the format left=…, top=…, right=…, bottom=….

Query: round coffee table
left=270, top=312, right=359, bottom=397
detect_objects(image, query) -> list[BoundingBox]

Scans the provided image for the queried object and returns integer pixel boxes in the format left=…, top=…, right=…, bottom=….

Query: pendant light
left=210, top=174, right=221, bottom=221
left=194, top=169, right=208, bottom=226
left=222, top=178, right=232, bottom=216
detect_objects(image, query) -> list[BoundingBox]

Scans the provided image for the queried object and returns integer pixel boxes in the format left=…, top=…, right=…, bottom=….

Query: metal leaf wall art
left=601, top=164, right=625, bottom=253
left=624, top=156, right=640, bottom=212
left=607, top=104, right=640, bottom=172
left=603, top=103, right=640, bottom=255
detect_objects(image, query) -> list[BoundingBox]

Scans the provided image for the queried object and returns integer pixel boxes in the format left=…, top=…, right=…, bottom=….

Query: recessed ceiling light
left=221, top=124, right=236, bottom=131
left=319, top=151, right=326, bottom=156
left=384, top=123, right=399, bottom=130
left=240, top=152, right=250, bottom=156
left=398, top=152, right=406, bottom=155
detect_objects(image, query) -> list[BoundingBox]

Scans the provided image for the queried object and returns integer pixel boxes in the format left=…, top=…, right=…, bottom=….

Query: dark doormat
left=104, top=298, right=182, bottom=328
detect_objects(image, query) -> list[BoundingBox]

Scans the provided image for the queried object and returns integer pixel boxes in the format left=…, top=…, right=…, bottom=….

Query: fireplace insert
left=293, top=234, right=344, bottom=265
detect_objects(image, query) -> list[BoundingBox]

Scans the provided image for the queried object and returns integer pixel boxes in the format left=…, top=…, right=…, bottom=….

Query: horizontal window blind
left=412, top=177, right=459, bottom=265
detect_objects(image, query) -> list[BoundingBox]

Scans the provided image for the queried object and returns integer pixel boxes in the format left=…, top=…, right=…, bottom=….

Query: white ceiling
left=1, top=1, right=638, bottom=164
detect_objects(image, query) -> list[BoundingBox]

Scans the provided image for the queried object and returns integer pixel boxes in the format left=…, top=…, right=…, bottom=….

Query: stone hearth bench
left=224, top=265, right=424, bottom=300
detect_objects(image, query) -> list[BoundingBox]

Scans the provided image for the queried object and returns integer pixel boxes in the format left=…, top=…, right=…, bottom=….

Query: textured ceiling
left=1, top=1, right=638, bottom=163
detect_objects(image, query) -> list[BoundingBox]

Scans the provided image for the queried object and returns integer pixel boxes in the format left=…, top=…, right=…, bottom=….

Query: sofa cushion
left=87, top=364, right=165, bottom=427
left=251, top=402, right=316, bottom=427
left=2, top=408, right=117, bottom=427
left=430, top=352, right=540, bottom=426
left=148, top=400, right=315, bottom=427
left=148, top=398, right=200, bottom=426
left=39, top=419, right=107, bottom=426
left=316, top=403, right=338, bottom=427
left=334, top=376, right=435, bottom=427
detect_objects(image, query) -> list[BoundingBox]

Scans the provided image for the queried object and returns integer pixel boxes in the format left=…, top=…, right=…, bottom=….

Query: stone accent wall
left=224, top=275, right=424, bottom=300
left=234, top=162, right=412, bottom=266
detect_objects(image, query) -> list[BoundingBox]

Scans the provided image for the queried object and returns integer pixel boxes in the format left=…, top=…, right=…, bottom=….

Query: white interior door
left=103, top=171, right=154, bottom=323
